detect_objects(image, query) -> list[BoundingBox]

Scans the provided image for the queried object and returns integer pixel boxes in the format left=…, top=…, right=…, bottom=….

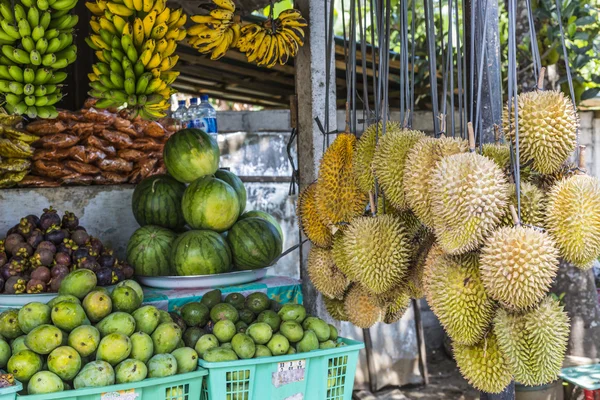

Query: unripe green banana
left=47, top=71, right=66, bottom=84
left=23, top=83, right=34, bottom=96
left=24, top=94, right=36, bottom=106
left=44, top=28, right=59, bottom=39
left=88, top=89, right=105, bottom=98
left=133, top=59, right=144, bottom=77
left=0, top=79, right=10, bottom=92
left=45, top=84, right=57, bottom=94
left=0, top=21, right=21, bottom=41
left=14, top=5, right=26, bottom=21
left=7, top=65, right=23, bottom=82
left=0, top=1, right=14, bottom=24
left=109, top=59, right=123, bottom=75
left=0, top=66, right=10, bottom=80
left=31, top=25, right=45, bottom=41
left=36, top=0, right=49, bottom=11
left=5, top=93, right=22, bottom=106
left=17, top=18, right=31, bottom=38
left=21, top=36, right=35, bottom=52
left=135, top=72, right=151, bottom=94
left=27, top=7, right=40, bottom=28
left=35, top=37, right=48, bottom=53
left=33, top=67, right=51, bottom=84
left=110, top=71, right=124, bottom=87
left=41, top=52, right=55, bottom=66
left=36, top=105, right=58, bottom=119
left=9, top=81, right=23, bottom=95
left=40, top=12, right=51, bottom=30
left=30, top=50, right=42, bottom=65
left=23, top=68, right=35, bottom=84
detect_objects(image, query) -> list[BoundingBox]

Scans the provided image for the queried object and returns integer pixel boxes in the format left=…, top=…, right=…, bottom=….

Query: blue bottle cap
left=190, top=98, right=198, bottom=105
left=200, top=95, right=209, bottom=102
left=178, top=100, right=186, bottom=106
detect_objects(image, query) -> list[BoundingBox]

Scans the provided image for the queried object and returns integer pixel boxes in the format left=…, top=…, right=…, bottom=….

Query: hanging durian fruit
left=480, top=226, right=559, bottom=310
left=344, top=215, right=411, bottom=294
left=404, top=136, right=468, bottom=228
left=352, top=121, right=402, bottom=194
left=324, top=296, right=348, bottom=321
left=530, top=161, right=576, bottom=192
left=379, top=285, right=412, bottom=324
left=315, top=133, right=368, bottom=225
left=482, top=142, right=511, bottom=171
left=546, top=173, right=600, bottom=269
left=405, top=229, right=436, bottom=299
left=431, top=152, right=509, bottom=254
left=423, top=251, right=495, bottom=345
left=372, top=128, right=425, bottom=210
left=307, top=246, right=348, bottom=300
left=297, top=182, right=333, bottom=248
left=494, top=296, right=569, bottom=386
left=453, top=333, right=514, bottom=394
left=331, top=230, right=355, bottom=281
left=499, top=182, right=546, bottom=227
left=343, top=284, right=384, bottom=329
left=503, top=90, right=578, bottom=174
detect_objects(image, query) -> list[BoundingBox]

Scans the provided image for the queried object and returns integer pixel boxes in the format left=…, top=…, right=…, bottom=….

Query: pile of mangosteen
left=0, top=207, right=134, bottom=294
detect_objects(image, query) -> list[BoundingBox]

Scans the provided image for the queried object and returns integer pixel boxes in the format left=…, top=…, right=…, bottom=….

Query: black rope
left=410, top=0, right=416, bottom=127
left=424, top=0, right=440, bottom=135
left=287, top=128, right=299, bottom=195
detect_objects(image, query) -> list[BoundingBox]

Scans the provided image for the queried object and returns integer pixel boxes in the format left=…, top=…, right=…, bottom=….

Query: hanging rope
left=409, top=0, right=416, bottom=127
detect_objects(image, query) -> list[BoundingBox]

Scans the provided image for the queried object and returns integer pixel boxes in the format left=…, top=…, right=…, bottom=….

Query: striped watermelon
left=126, top=225, right=177, bottom=276
left=182, top=176, right=240, bottom=232
left=132, top=174, right=186, bottom=231
left=227, top=217, right=283, bottom=270
left=238, top=210, right=283, bottom=240
left=171, top=230, right=232, bottom=276
left=163, top=128, right=220, bottom=183
left=215, top=169, right=246, bottom=215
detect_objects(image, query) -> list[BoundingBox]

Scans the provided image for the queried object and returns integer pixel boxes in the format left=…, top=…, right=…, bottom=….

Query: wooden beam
left=174, top=76, right=288, bottom=103
left=172, top=82, right=287, bottom=107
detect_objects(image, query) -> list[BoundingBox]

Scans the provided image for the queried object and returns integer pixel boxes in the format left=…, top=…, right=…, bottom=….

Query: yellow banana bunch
left=236, top=9, right=307, bottom=68
left=188, top=0, right=240, bottom=60
left=85, top=0, right=187, bottom=119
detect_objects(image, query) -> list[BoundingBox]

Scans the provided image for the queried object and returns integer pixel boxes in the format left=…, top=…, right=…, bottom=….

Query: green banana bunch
left=85, top=0, right=187, bottom=119
left=0, top=0, right=79, bottom=118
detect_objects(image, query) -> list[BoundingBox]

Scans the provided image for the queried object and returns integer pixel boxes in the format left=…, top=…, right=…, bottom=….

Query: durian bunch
left=85, top=0, right=187, bottom=119
left=188, top=2, right=306, bottom=68
left=298, top=85, right=600, bottom=391
left=0, top=0, right=79, bottom=118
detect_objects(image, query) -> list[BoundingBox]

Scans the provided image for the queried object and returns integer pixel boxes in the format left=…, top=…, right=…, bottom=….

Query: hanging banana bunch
left=85, top=0, right=187, bottom=119
left=0, top=0, right=79, bottom=119
left=188, top=2, right=307, bottom=68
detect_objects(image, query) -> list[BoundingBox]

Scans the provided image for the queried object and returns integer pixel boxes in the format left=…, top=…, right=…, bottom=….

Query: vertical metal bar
left=424, top=0, right=440, bottom=134
left=413, top=299, right=429, bottom=386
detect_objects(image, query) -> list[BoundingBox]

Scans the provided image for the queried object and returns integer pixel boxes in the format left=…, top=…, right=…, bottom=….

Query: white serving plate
left=0, top=285, right=116, bottom=307
left=137, top=267, right=271, bottom=289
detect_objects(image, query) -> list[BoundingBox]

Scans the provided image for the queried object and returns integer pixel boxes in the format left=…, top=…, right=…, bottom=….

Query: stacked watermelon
left=126, top=129, right=283, bottom=277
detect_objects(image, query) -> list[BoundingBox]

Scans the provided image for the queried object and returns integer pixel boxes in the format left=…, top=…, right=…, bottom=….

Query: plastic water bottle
left=186, top=97, right=200, bottom=129
left=172, top=100, right=187, bottom=130
left=198, top=95, right=218, bottom=141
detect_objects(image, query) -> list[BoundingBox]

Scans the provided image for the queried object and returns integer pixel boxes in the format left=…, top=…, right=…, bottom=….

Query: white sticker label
left=284, top=394, right=304, bottom=400
left=272, top=359, right=306, bottom=388
left=101, top=389, right=140, bottom=400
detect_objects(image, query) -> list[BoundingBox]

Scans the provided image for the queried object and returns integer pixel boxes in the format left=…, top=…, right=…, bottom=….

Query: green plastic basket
left=0, top=368, right=207, bottom=400
left=199, top=338, right=364, bottom=400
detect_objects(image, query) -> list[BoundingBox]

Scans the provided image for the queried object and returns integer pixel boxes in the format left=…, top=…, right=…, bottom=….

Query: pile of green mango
left=0, top=269, right=198, bottom=395
left=177, top=289, right=344, bottom=362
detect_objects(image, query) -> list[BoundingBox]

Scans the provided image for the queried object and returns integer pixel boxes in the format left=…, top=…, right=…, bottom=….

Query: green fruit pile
left=0, top=272, right=198, bottom=395
left=176, top=289, right=343, bottom=362
left=85, top=0, right=187, bottom=119
left=126, top=129, right=284, bottom=277
left=0, top=0, right=78, bottom=118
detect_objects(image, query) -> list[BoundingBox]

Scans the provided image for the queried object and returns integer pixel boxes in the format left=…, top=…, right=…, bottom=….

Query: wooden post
left=294, top=0, right=337, bottom=318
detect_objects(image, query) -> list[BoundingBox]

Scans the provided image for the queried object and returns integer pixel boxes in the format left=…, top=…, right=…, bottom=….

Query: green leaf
left=568, top=22, right=577, bottom=36
left=575, top=15, right=596, bottom=26
left=581, top=88, right=600, bottom=100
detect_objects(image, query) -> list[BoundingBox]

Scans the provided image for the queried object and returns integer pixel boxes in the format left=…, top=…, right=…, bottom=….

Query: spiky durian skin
left=353, top=121, right=402, bottom=194
left=482, top=143, right=511, bottom=170
left=307, top=247, right=349, bottom=299
left=344, top=284, right=384, bottom=328
left=344, top=215, right=411, bottom=294
left=324, top=296, right=349, bottom=321
left=315, top=133, right=368, bottom=225
left=331, top=230, right=356, bottom=281
left=423, top=251, right=495, bottom=345
left=404, top=137, right=468, bottom=228
left=453, top=333, right=514, bottom=394
left=431, top=152, right=509, bottom=254
left=298, top=183, right=333, bottom=248
left=405, top=229, right=435, bottom=299
left=382, top=287, right=411, bottom=324
left=372, top=128, right=425, bottom=210
left=480, top=226, right=559, bottom=310
left=546, top=174, right=600, bottom=269
left=504, top=90, right=578, bottom=174
left=530, top=162, right=576, bottom=192
left=494, top=296, right=569, bottom=386
left=500, top=182, right=546, bottom=227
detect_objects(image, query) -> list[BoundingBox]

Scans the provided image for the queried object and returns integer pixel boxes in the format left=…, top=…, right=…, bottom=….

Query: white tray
left=137, top=268, right=271, bottom=289
left=0, top=285, right=116, bottom=308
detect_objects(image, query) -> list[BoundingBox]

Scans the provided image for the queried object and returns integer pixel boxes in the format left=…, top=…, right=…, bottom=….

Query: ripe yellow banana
left=210, top=9, right=233, bottom=21
left=245, top=30, right=266, bottom=63
left=280, top=18, right=308, bottom=28
left=281, top=26, right=304, bottom=47
left=212, top=0, right=234, bottom=12
left=231, top=22, right=241, bottom=48
left=90, top=19, right=101, bottom=33
left=163, top=39, right=176, bottom=56
left=146, top=52, right=161, bottom=69
left=155, top=38, right=167, bottom=53
left=278, top=9, right=302, bottom=21
left=156, top=7, right=170, bottom=24
left=133, top=18, right=144, bottom=47
left=143, top=38, right=156, bottom=52
left=258, top=33, right=278, bottom=67
left=210, top=29, right=232, bottom=60
left=85, top=1, right=103, bottom=15
left=132, top=0, right=142, bottom=11
left=122, top=0, right=134, bottom=10
left=191, top=15, right=221, bottom=24
left=167, top=7, right=182, bottom=25
left=106, top=2, right=134, bottom=17
left=113, top=15, right=127, bottom=32
left=237, top=24, right=263, bottom=52
left=171, top=13, right=186, bottom=29
left=141, top=0, right=152, bottom=12
left=276, top=33, right=289, bottom=65
left=99, top=17, right=117, bottom=34
left=150, top=0, right=165, bottom=14
left=280, top=30, right=298, bottom=56
left=143, top=10, right=157, bottom=37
